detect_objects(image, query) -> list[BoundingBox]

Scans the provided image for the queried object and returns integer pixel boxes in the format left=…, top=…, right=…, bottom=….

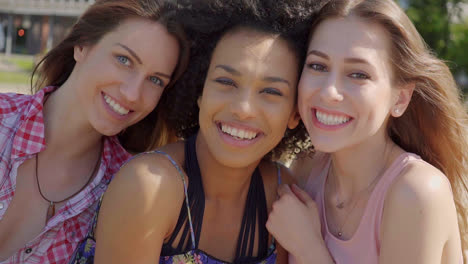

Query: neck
left=42, top=80, right=102, bottom=160
left=329, top=133, right=396, bottom=200
left=195, top=133, right=260, bottom=202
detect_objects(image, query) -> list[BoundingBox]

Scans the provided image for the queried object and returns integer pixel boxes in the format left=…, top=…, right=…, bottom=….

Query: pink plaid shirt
left=0, top=86, right=132, bottom=264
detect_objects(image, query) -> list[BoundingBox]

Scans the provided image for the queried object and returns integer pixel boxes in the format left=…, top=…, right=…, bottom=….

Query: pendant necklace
left=35, top=144, right=102, bottom=224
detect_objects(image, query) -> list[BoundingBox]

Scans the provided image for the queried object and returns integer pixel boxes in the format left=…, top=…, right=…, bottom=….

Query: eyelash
left=116, top=55, right=131, bottom=66
left=307, top=63, right=327, bottom=72
left=149, top=76, right=164, bottom=87
left=307, top=63, right=371, bottom=80
left=349, top=72, right=370, bottom=80
left=215, top=78, right=283, bottom=96
left=215, top=78, right=236, bottom=87
left=261, top=88, right=283, bottom=96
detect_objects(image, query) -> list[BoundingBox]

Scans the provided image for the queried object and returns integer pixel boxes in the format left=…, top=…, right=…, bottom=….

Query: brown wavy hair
left=310, top=0, right=468, bottom=258
left=31, top=0, right=189, bottom=152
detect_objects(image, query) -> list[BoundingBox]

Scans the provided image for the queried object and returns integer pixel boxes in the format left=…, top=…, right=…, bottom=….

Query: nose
left=120, top=73, right=145, bottom=102
left=320, top=72, right=344, bottom=103
left=230, top=89, right=256, bottom=120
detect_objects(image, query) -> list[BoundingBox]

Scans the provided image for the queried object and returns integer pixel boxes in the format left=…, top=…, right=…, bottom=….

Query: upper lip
left=216, top=121, right=264, bottom=134
left=314, top=107, right=353, bottom=118
left=103, top=92, right=134, bottom=112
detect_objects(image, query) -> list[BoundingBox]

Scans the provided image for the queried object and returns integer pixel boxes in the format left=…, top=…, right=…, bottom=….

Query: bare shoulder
left=109, top=141, right=186, bottom=201
left=98, top=141, right=187, bottom=234
left=386, top=160, right=454, bottom=213
left=95, top=141, right=187, bottom=263
left=379, top=157, right=461, bottom=263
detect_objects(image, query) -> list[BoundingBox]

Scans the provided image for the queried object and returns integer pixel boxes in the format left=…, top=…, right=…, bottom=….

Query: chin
left=92, top=123, right=124, bottom=137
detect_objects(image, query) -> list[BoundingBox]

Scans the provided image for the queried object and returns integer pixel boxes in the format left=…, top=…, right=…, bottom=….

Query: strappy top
left=159, top=135, right=279, bottom=264
left=291, top=152, right=463, bottom=264
left=68, top=135, right=280, bottom=264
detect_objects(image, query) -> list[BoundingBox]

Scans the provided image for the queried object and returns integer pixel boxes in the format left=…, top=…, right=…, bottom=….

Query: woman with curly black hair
left=93, top=0, right=326, bottom=263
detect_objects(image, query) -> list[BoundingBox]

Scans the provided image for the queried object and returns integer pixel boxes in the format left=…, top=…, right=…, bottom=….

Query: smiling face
left=72, top=17, right=180, bottom=136
left=197, top=28, right=300, bottom=168
left=298, top=16, right=408, bottom=153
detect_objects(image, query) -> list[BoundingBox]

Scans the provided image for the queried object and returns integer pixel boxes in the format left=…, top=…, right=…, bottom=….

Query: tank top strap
left=153, top=150, right=196, bottom=250
left=369, top=152, right=422, bottom=243
left=269, top=163, right=284, bottom=246
left=276, top=163, right=282, bottom=185
left=372, top=152, right=421, bottom=195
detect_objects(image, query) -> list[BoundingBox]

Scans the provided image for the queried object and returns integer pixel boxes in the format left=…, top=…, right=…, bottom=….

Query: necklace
left=35, top=145, right=102, bottom=224
left=328, top=143, right=394, bottom=237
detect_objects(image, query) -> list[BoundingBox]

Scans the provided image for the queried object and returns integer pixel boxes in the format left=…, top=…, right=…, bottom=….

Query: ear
left=73, top=45, right=89, bottom=62
left=391, top=82, right=415, bottom=118
left=287, top=107, right=301, bottom=129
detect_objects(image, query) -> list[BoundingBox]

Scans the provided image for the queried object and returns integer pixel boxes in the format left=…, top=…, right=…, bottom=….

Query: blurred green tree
left=404, top=0, right=468, bottom=94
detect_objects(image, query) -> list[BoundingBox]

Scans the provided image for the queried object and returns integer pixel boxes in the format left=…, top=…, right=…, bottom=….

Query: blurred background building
left=0, top=0, right=466, bottom=97
left=0, top=0, right=94, bottom=93
left=0, top=0, right=94, bottom=55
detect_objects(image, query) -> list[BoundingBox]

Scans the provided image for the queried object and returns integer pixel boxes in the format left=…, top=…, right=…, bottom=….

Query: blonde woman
left=266, top=0, right=468, bottom=263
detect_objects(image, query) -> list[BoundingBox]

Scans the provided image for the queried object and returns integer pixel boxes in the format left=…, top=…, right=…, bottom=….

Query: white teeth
left=316, top=110, right=350, bottom=125
left=221, top=124, right=257, bottom=140
left=104, top=94, right=130, bottom=115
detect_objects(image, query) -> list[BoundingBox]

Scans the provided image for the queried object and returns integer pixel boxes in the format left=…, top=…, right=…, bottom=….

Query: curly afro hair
left=162, top=0, right=328, bottom=160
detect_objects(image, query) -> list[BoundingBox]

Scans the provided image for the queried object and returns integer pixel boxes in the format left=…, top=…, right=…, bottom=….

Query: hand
left=266, top=184, right=333, bottom=264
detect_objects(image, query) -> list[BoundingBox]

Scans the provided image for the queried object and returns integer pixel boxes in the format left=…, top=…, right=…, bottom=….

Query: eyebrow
left=263, top=76, right=290, bottom=87
left=308, top=49, right=371, bottom=66
left=215, top=65, right=241, bottom=76
left=216, top=65, right=290, bottom=86
left=344, top=57, right=371, bottom=65
left=116, top=43, right=171, bottom=80
left=307, top=50, right=329, bottom=60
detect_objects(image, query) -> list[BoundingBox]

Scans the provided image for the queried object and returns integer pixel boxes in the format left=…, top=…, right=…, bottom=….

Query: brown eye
left=307, top=63, right=327, bottom=72
left=215, top=78, right=236, bottom=87
left=261, top=88, right=282, bottom=96
left=349, top=72, right=370, bottom=79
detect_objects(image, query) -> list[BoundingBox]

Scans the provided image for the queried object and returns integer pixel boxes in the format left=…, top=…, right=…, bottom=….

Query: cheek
left=141, top=88, right=164, bottom=113
left=298, top=75, right=318, bottom=114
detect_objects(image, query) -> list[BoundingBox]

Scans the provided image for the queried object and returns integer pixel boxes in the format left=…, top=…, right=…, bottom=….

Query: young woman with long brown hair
left=0, top=0, right=189, bottom=262
left=266, top=0, right=468, bottom=263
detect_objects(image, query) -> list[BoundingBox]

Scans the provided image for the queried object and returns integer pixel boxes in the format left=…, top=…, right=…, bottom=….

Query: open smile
left=216, top=121, right=264, bottom=147
left=312, top=108, right=353, bottom=131
left=101, top=92, right=134, bottom=120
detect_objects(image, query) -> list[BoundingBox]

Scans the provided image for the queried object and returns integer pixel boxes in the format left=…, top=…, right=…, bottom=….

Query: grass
left=0, top=54, right=35, bottom=84
left=10, top=56, right=35, bottom=72
left=0, top=71, right=32, bottom=84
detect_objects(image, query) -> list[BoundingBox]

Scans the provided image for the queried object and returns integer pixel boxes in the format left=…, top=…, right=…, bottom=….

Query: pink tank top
left=290, top=152, right=426, bottom=264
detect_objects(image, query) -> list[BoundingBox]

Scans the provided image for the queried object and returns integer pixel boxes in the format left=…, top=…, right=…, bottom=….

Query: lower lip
left=311, top=109, right=353, bottom=131
left=101, top=92, right=131, bottom=121
left=216, top=124, right=263, bottom=148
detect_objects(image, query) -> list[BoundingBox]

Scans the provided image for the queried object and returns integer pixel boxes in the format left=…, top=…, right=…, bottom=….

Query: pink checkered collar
left=11, top=86, right=56, bottom=159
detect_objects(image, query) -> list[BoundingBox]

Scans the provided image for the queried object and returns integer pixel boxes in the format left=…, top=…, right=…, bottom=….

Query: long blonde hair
left=311, top=0, right=468, bottom=258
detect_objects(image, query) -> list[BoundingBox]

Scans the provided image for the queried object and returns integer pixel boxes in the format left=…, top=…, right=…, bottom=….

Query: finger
left=277, top=184, right=293, bottom=197
left=291, top=183, right=315, bottom=206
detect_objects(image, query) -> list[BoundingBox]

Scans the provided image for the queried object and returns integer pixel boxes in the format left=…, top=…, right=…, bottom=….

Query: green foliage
left=404, top=0, right=468, bottom=92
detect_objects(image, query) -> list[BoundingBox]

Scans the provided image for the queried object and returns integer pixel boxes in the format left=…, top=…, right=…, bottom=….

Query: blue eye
left=116, top=55, right=131, bottom=66
left=349, top=72, right=370, bottom=79
left=149, top=76, right=164, bottom=87
left=215, top=78, right=236, bottom=87
left=261, top=88, right=283, bottom=96
left=307, top=63, right=327, bottom=72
